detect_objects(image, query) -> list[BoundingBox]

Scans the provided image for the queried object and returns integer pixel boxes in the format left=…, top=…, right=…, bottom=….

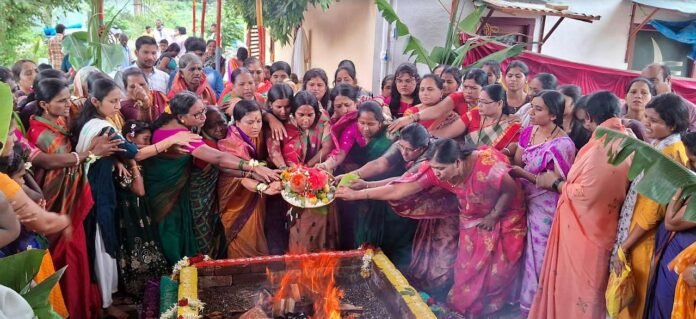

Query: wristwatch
left=552, top=178, right=563, bottom=192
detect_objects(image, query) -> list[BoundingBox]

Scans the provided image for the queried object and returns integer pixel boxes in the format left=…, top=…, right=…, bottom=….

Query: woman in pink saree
left=337, top=139, right=526, bottom=316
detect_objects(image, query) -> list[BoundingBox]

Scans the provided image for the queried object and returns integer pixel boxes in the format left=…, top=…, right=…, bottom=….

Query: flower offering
left=280, top=166, right=336, bottom=208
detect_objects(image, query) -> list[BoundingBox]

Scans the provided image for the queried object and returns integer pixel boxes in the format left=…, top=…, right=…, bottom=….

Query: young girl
left=386, top=63, right=420, bottom=119
left=402, top=74, right=459, bottom=138
left=116, top=120, right=168, bottom=298
left=334, top=62, right=372, bottom=104
left=303, top=68, right=331, bottom=109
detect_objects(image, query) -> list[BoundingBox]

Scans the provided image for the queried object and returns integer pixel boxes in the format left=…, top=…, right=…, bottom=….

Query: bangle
left=255, top=183, right=269, bottom=193
left=413, top=112, right=421, bottom=122
left=71, top=152, right=80, bottom=166
left=238, top=159, right=247, bottom=171
left=502, top=148, right=511, bottom=155
left=154, top=143, right=160, bottom=154
left=248, top=159, right=261, bottom=169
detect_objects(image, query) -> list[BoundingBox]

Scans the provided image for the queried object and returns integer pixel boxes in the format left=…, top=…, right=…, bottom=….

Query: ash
left=200, top=280, right=394, bottom=319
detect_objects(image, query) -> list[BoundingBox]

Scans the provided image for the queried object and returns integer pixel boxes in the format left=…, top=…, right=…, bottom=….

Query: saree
left=644, top=224, right=696, bottom=318
left=217, top=126, right=269, bottom=258
left=190, top=137, right=223, bottom=257
left=387, top=163, right=460, bottom=300
left=282, top=121, right=339, bottom=254
left=461, top=109, right=521, bottom=151
left=419, top=147, right=526, bottom=315
left=116, top=181, right=168, bottom=299
left=120, top=90, right=169, bottom=123
left=144, top=128, right=199, bottom=265
left=403, top=106, right=460, bottom=138
left=346, top=131, right=417, bottom=270
left=27, top=115, right=101, bottom=318
left=77, top=118, right=138, bottom=308
left=167, top=72, right=217, bottom=106
left=613, top=134, right=687, bottom=319
left=668, top=241, right=696, bottom=319
left=529, top=118, right=630, bottom=319
left=516, top=127, right=576, bottom=314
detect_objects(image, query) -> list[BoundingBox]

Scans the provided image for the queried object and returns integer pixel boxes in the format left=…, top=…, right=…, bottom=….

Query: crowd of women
left=0, top=33, right=695, bottom=319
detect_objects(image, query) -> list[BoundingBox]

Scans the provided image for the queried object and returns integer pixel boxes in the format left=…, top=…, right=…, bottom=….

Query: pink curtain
left=461, top=34, right=696, bottom=105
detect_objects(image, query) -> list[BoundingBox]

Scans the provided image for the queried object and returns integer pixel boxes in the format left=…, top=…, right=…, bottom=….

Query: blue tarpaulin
left=43, top=23, right=82, bottom=36
left=649, top=19, right=696, bottom=59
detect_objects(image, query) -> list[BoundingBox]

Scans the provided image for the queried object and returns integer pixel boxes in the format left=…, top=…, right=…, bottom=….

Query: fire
left=268, top=254, right=344, bottom=318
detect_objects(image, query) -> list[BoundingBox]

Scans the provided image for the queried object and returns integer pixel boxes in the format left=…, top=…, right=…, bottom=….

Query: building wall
left=273, top=0, right=377, bottom=90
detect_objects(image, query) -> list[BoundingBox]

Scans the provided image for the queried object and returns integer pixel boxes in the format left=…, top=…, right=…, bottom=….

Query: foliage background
left=0, top=0, right=246, bottom=67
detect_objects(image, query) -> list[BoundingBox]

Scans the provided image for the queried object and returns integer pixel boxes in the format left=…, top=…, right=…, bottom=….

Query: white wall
left=273, top=0, right=376, bottom=90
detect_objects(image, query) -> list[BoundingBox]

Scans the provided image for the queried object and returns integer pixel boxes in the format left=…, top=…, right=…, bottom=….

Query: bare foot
left=105, top=305, right=129, bottom=319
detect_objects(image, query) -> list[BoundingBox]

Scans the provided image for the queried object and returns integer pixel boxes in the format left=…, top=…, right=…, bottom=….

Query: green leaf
left=98, top=43, right=126, bottom=74
left=594, top=127, right=696, bottom=222
left=458, top=5, right=485, bottom=33
left=0, top=250, right=45, bottom=293
left=404, top=36, right=436, bottom=70
left=430, top=46, right=454, bottom=66
left=62, top=32, right=92, bottom=71
left=465, top=43, right=526, bottom=69
left=24, top=266, right=66, bottom=319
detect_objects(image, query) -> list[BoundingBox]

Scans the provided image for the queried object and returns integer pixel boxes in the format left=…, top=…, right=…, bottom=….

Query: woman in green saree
left=320, top=101, right=417, bottom=269
left=146, top=92, right=278, bottom=265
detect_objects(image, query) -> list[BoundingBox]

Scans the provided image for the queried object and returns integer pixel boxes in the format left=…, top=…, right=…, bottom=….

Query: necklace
left=475, top=112, right=504, bottom=146
left=531, top=124, right=559, bottom=145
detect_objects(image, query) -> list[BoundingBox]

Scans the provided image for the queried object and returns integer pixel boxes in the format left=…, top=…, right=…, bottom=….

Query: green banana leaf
left=458, top=6, right=485, bottom=33
left=24, top=266, right=66, bottom=319
left=0, top=249, right=44, bottom=293
left=595, top=127, right=696, bottom=222
left=62, top=31, right=93, bottom=70
left=466, top=43, right=526, bottom=69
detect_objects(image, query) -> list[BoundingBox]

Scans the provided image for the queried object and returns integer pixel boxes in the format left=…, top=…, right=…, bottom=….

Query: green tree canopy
left=226, top=0, right=332, bottom=45
left=0, top=0, right=82, bottom=66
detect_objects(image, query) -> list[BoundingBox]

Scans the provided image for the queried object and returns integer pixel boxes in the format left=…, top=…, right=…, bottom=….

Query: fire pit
left=195, top=249, right=435, bottom=319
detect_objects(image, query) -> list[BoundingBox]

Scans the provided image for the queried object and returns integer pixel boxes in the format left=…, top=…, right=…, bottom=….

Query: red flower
left=178, top=298, right=189, bottom=307
left=307, top=170, right=328, bottom=191
left=289, top=173, right=307, bottom=193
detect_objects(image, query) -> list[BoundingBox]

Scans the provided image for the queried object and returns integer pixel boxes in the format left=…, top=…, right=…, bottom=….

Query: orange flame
left=268, top=254, right=343, bottom=318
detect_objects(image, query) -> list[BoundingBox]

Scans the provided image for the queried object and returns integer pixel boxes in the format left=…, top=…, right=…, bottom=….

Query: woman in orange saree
left=530, top=92, right=630, bottom=319
left=167, top=53, right=217, bottom=106
left=217, top=101, right=281, bottom=258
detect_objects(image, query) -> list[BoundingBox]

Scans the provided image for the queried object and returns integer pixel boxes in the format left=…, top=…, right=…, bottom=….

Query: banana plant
left=0, top=249, right=66, bottom=319
left=595, top=127, right=696, bottom=222
left=375, top=0, right=525, bottom=71
left=61, top=0, right=127, bottom=73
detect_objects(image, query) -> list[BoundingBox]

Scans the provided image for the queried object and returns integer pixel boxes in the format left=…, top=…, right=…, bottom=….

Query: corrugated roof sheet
left=632, top=0, right=696, bottom=15
left=482, top=0, right=601, bottom=22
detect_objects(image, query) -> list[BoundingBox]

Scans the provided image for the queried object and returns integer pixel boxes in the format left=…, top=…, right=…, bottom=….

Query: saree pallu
left=422, top=148, right=527, bottom=316
left=347, top=131, right=417, bottom=270
left=27, top=115, right=101, bottom=318
left=281, top=122, right=339, bottom=254
left=668, top=241, right=696, bottom=319
left=116, top=186, right=168, bottom=299
left=144, top=154, right=198, bottom=265
left=120, top=91, right=169, bottom=123
left=217, top=127, right=268, bottom=258
left=168, top=72, right=217, bottom=106
left=530, top=118, right=630, bottom=319
left=190, top=154, right=223, bottom=258
left=517, top=127, right=576, bottom=313
left=264, top=127, right=290, bottom=254
left=461, top=109, right=521, bottom=150
left=27, top=116, right=91, bottom=216
left=387, top=164, right=460, bottom=300
left=644, top=224, right=696, bottom=319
